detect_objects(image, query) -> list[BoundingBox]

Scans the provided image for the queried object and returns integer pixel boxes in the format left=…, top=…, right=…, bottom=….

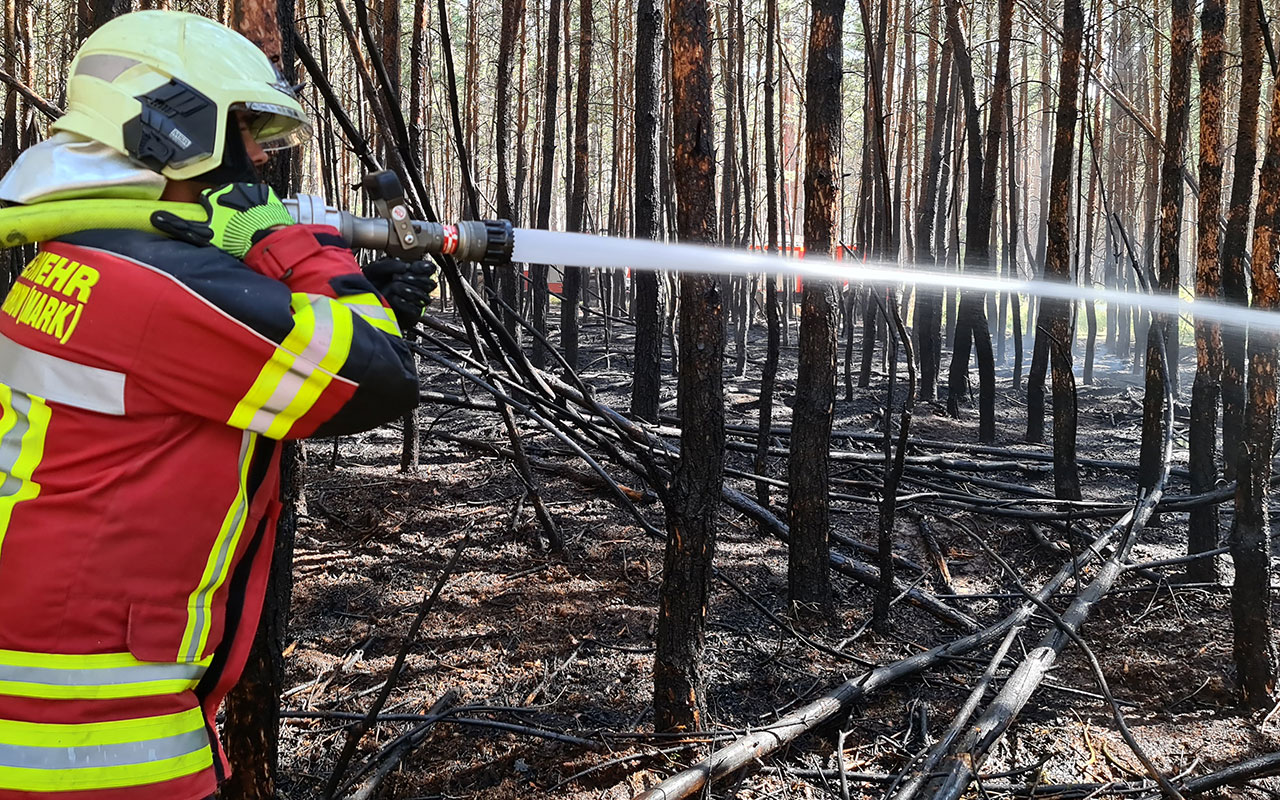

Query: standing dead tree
left=530, top=0, right=563, bottom=368
left=1189, top=0, right=1225, bottom=581
left=1029, top=0, right=1080, bottom=500
left=1139, top=0, right=1192, bottom=493
left=787, top=0, right=845, bottom=619
left=1221, top=0, right=1263, bottom=479
left=652, top=0, right=722, bottom=732
left=561, top=0, right=592, bottom=371
left=629, top=0, right=663, bottom=421
left=1231, top=17, right=1280, bottom=707
left=941, top=0, right=996, bottom=443
left=913, top=8, right=951, bottom=401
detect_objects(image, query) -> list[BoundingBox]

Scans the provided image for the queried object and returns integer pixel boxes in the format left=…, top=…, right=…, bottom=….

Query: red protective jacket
left=0, top=224, right=418, bottom=799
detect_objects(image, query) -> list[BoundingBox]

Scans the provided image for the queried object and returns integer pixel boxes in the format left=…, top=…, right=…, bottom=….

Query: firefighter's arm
left=130, top=231, right=418, bottom=439
left=244, top=224, right=422, bottom=437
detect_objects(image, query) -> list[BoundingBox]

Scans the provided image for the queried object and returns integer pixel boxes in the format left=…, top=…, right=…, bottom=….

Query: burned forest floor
left=268, top=307, right=1280, bottom=800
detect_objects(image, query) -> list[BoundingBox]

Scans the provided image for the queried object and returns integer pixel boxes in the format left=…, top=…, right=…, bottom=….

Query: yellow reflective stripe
left=0, top=708, right=203, bottom=748
left=0, top=749, right=211, bottom=792
left=229, top=294, right=358, bottom=438
left=0, top=708, right=211, bottom=792
left=226, top=298, right=318, bottom=431
left=0, top=387, right=50, bottom=552
left=364, top=314, right=402, bottom=336
left=262, top=301, right=354, bottom=439
left=0, top=678, right=204, bottom=701
left=179, top=432, right=258, bottom=662
left=0, top=649, right=210, bottom=700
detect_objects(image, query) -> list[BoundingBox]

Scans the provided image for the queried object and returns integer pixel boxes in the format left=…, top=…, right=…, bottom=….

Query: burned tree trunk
left=942, top=0, right=997, bottom=443
left=914, top=26, right=951, bottom=401
left=630, top=0, right=663, bottom=421
left=1038, top=0, right=1082, bottom=500
left=1189, top=0, right=1225, bottom=582
left=1231, top=39, right=1280, bottom=709
left=1139, top=0, right=1192, bottom=493
left=787, top=0, right=845, bottom=619
left=755, top=0, right=780, bottom=507
left=653, top=0, right=722, bottom=732
left=562, top=0, right=592, bottom=371
left=495, top=0, right=526, bottom=340
left=1222, top=0, right=1263, bottom=480
left=531, top=0, right=563, bottom=369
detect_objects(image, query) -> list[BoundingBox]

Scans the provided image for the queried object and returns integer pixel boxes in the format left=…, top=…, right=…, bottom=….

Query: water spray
left=0, top=171, right=1273, bottom=337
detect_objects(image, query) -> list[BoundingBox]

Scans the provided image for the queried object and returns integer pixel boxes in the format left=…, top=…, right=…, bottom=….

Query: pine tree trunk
left=653, top=0, right=722, bottom=733
left=1041, top=0, right=1083, bottom=501
left=942, top=0, right=997, bottom=443
left=531, top=0, right=562, bottom=368
left=630, top=0, right=663, bottom=421
left=914, top=32, right=951, bottom=400
left=495, top=0, right=526, bottom=340
left=1189, top=0, right=1225, bottom=582
left=1139, top=0, right=1192, bottom=493
left=754, top=0, right=781, bottom=508
left=1231, top=39, right=1280, bottom=709
left=787, top=0, right=845, bottom=620
left=1221, top=0, right=1263, bottom=480
left=562, top=0, right=592, bottom=371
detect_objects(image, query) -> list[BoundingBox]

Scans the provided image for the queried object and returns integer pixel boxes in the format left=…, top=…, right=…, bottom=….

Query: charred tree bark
left=562, top=0, right=592, bottom=371
left=787, top=0, right=844, bottom=619
left=755, top=0, right=780, bottom=508
left=914, top=31, right=952, bottom=401
left=653, top=0, right=722, bottom=733
left=531, top=0, right=563, bottom=368
left=630, top=0, right=664, bottom=421
left=1232, top=41, right=1280, bottom=709
left=1222, top=0, right=1264, bottom=479
left=1139, top=0, right=1193, bottom=493
left=942, top=0, right=997, bottom=443
left=1039, top=0, right=1082, bottom=501
left=495, top=0, right=526, bottom=340
left=1189, top=0, right=1225, bottom=582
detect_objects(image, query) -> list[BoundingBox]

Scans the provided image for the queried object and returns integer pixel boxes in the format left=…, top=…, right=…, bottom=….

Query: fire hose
left=0, top=172, right=515, bottom=265
left=0, top=196, right=514, bottom=265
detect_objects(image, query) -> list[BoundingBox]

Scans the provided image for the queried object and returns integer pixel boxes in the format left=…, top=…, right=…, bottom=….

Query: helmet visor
left=232, top=101, right=312, bottom=151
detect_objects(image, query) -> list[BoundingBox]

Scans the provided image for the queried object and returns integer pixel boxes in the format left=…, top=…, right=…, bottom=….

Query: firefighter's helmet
left=52, top=10, right=310, bottom=181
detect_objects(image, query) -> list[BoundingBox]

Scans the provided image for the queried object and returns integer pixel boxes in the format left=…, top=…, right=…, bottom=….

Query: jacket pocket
left=126, top=602, right=196, bottom=664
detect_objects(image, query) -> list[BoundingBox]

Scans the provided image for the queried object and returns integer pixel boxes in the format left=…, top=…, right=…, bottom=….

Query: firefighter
left=0, top=10, right=433, bottom=798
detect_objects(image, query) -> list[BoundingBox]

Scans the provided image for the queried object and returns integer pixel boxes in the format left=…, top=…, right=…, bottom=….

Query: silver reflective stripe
left=0, top=391, right=32, bottom=500
left=0, top=661, right=205, bottom=687
left=0, top=333, right=125, bottom=415
left=0, top=728, right=208, bottom=769
left=342, top=302, right=395, bottom=322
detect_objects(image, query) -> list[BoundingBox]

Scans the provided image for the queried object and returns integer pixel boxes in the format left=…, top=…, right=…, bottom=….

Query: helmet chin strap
left=192, top=115, right=260, bottom=185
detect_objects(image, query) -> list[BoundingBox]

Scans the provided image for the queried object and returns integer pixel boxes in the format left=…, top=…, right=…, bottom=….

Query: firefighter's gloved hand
left=363, top=257, right=438, bottom=331
left=151, top=183, right=295, bottom=260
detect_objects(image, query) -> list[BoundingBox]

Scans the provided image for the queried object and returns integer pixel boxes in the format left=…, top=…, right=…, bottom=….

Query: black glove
left=363, top=257, right=438, bottom=331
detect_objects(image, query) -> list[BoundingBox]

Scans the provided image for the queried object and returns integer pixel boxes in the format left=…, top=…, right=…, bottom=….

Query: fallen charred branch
left=629, top=504, right=1140, bottom=800
left=918, top=319, right=1178, bottom=800
left=413, top=324, right=976, bottom=631
left=322, top=539, right=466, bottom=799
left=694, top=417, right=1192, bottom=479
